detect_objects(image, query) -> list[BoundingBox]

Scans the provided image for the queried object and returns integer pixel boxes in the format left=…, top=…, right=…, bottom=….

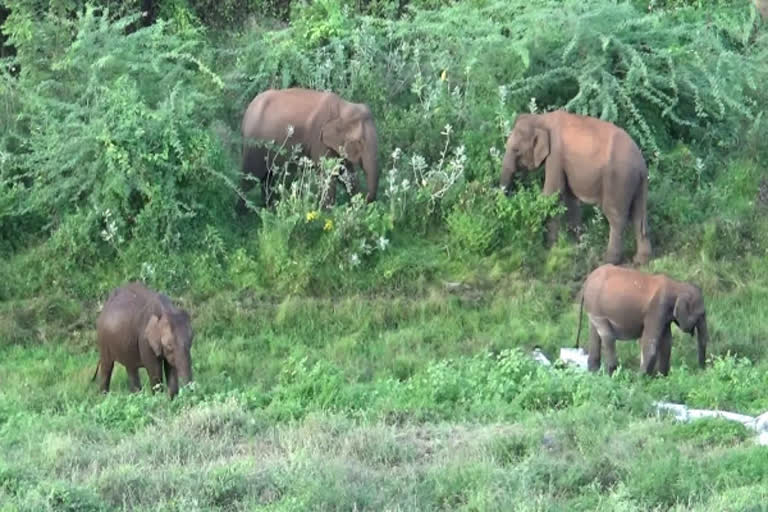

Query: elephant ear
left=533, top=128, right=550, bottom=168
left=321, top=118, right=363, bottom=162
left=673, top=293, right=692, bottom=331
left=145, top=314, right=163, bottom=357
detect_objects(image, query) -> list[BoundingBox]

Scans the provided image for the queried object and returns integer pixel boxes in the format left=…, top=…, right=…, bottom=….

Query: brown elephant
left=237, top=87, right=379, bottom=212
left=756, top=0, right=768, bottom=21
left=92, top=282, right=194, bottom=399
left=500, top=110, right=652, bottom=265
left=576, top=264, right=708, bottom=376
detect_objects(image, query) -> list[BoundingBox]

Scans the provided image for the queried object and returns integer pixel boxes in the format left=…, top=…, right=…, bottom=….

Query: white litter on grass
left=528, top=347, right=589, bottom=369
left=558, top=347, right=589, bottom=370
left=529, top=348, right=768, bottom=446
left=654, top=403, right=768, bottom=446
left=532, top=348, right=552, bottom=366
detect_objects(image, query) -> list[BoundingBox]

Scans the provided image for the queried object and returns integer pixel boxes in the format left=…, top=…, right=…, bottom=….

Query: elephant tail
left=91, top=360, right=100, bottom=382
left=636, top=174, right=649, bottom=238
left=575, top=291, right=585, bottom=349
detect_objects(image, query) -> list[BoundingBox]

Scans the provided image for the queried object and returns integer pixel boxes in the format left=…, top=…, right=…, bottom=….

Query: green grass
left=2, top=249, right=768, bottom=510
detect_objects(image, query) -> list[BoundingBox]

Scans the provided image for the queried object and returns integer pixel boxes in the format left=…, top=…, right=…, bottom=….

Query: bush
left=446, top=181, right=563, bottom=258
left=1, top=7, right=234, bottom=274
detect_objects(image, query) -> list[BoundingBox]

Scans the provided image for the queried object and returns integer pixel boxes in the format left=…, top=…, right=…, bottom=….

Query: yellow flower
left=440, top=70, right=447, bottom=81
left=305, top=210, right=318, bottom=222
left=323, top=219, right=334, bottom=232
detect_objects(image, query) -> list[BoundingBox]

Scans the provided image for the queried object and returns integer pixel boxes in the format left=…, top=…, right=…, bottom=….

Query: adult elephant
left=237, top=88, right=379, bottom=212
left=500, top=110, right=651, bottom=265
left=92, top=282, right=194, bottom=399
left=576, top=264, right=709, bottom=376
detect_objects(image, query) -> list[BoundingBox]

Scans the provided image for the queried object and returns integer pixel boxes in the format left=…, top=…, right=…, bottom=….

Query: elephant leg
left=238, top=146, right=269, bottom=213
left=322, top=177, right=338, bottom=209
left=164, top=359, right=179, bottom=399
left=604, top=213, right=627, bottom=265
left=236, top=173, right=256, bottom=215
left=603, top=336, right=619, bottom=375
left=144, top=357, right=164, bottom=393
left=126, top=366, right=142, bottom=392
left=99, top=357, right=115, bottom=393
left=640, top=337, right=659, bottom=375
left=587, top=323, right=602, bottom=372
left=546, top=216, right=562, bottom=246
left=564, top=188, right=581, bottom=238
left=344, top=163, right=360, bottom=197
left=631, top=197, right=651, bottom=265
left=657, top=326, right=672, bottom=376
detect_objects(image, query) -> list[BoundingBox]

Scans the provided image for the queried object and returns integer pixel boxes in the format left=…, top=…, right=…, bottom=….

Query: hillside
left=1, top=0, right=767, bottom=510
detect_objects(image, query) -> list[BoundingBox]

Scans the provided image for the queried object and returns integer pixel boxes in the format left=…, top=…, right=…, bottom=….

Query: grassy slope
left=2, top=2, right=768, bottom=511
left=1, top=243, right=768, bottom=510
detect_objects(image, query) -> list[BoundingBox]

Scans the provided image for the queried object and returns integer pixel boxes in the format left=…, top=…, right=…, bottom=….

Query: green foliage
left=1, top=6, right=236, bottom=278
left=447, top=182, right=563, bottom=257
left=290, top=0, right=353, bottom=48
left=503, top=0, right=767, bottom=160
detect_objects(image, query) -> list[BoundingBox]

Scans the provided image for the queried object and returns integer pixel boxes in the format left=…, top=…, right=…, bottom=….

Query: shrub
left=1, top=6, right=233, bottom=272
left=446, top=182, right=564, bottom=258
left=502, top=0, right=768, bottom=160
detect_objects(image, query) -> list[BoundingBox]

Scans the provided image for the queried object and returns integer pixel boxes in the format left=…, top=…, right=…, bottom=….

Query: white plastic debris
left=654, top=401, right=768, bottom=446
left=529, top=347, right=589, bottom=369
left=558, top=347, right=589, bottom=370
left=532, top=348, right=552, bottom=366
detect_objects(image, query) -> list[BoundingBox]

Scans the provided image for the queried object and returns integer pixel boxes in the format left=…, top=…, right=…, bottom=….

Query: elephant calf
left=577, top=264, right=708, bottom=376
left=93, top=282, right=194, bottom=398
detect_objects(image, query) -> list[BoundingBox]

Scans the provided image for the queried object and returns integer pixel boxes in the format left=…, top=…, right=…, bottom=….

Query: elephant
left=500, top=110, right=652, bottom=265
left=756, top=0, right=768, bottom=22
left=237, top=87, right=379, bottom=212
left=92, top=282, right=194, bottom=399
left=575, top=264, right=708, bottom=376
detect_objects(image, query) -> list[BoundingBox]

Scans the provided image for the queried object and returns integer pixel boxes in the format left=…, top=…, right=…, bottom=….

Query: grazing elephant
left=500, top=110, right=652, bottom=265
left=237, top=87, right=379, bottom=212
left=92, top=282, right=194, bottom=399
left=576, top=264, right=709, bottom=376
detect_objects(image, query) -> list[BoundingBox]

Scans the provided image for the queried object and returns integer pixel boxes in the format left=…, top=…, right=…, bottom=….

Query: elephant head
left=144, top=309, right=194, bottom=396
left=672, top=285, right=708, bottom=369
left=320, top=101, right=379, bottom=202
left=500, top=114, right=550, bottom=191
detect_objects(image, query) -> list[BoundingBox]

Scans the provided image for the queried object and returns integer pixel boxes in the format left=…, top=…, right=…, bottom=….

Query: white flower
left=350, top=253, right=360, bottom=267
left=391, top=148, right=402, bottom=160
left=377, top=236, right=390, bottom=251
left=286, top=125, right=295, bottom=137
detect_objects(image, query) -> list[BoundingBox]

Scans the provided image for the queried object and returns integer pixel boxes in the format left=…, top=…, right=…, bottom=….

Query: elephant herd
left=92, top=87, right=709, bottom=399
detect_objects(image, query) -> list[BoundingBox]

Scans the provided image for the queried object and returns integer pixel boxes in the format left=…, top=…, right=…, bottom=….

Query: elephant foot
left=633, top=245, right=651, bottom=265
left=604, top=251, right=622, bottom=265
left=633, top=253, right=650, bottom=265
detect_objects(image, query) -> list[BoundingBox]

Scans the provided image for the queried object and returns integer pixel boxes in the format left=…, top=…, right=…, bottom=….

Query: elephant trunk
left=363, top=126, right=379, bottom=202
left=695, top=314, right=708, bottom=369
left=178, top=350, right=193, bottom=387
left=500, top=152, right=516, bottom=191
